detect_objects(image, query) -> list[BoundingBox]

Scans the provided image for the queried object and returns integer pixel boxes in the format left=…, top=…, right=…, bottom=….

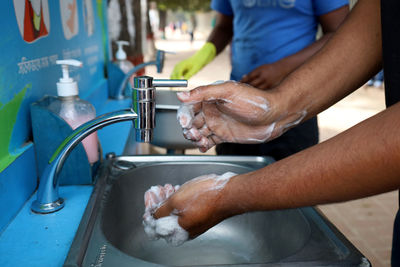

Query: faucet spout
left=31, top=75, right=187, bottom=214
left=31, top=109, right=137, bottom=214
left=132, top=76, right=187, bottom=142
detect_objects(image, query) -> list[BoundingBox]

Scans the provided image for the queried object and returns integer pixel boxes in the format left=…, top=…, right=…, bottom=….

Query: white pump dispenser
left=56, top=59, right=83, bottom=97
left=114, top=40, right=134, bottom=73
left=116, top=40, right=129, bottom=60
left=52, top=59, right=99, bottom=164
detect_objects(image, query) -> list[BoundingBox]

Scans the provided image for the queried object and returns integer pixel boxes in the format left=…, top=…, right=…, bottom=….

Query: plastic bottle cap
left=116, top=40, right=130, bottom=61
left=56, top=59, right=83, bottom=97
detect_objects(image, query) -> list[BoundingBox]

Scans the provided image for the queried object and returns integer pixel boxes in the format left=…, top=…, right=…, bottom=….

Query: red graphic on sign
left=23, top=0, right=48, bottom=42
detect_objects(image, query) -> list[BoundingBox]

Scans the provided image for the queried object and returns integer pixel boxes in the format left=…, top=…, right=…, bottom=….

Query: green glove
left=171, top=42, right=217, bottom=79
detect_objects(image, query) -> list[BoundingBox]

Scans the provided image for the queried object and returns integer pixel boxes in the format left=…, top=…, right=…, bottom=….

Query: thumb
left=177, top=83, right=231, bottom=104
left=153, top=201, right=172, bottom=219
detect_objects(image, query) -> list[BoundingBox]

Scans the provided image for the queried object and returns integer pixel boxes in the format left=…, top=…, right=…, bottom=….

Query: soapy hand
left=145, top=172, right=237, bottom=242
left=143, top=184, right=189, bottom=246
left=176, top=81, right=307, bottom=152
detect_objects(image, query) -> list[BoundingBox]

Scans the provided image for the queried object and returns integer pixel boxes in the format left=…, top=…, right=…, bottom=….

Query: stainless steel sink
left=64, top=156, right=369, bottom=267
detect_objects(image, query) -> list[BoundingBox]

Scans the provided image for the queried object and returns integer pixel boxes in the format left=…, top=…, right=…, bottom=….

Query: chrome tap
left=133, top=76, right=187, bottom=142
left=31, top=76, right=187, bottom=214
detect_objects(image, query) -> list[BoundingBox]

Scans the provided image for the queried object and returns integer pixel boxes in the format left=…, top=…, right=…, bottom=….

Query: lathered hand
left=176, top=81, right=307, bottom=152
left=152, top=172, right=237, bottom=239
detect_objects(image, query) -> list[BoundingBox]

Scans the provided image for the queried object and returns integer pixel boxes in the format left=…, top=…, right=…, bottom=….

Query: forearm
left=279, top=0, right=382, bottom=121
left=276, top=33, right=338, bottom=79
left=207, top=13, right=233, bottom=54
left=224, top=102, right=400, bottom=214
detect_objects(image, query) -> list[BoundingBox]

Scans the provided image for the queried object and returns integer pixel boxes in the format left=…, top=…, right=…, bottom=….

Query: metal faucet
left=31, top=76, right=187, bottom=214
left=112, top=50, right=169, bottom=99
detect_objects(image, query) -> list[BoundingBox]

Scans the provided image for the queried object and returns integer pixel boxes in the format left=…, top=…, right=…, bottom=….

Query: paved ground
left=146, top=33, right=398, bottom=267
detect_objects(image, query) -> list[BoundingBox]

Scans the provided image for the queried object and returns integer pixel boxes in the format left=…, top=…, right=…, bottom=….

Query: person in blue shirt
left=367, top=69, right=384, bottom=88
left=171, top=0, right=349, bottom=160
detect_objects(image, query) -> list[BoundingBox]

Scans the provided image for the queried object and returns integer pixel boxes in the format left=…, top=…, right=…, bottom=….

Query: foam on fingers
left=143, top=183, right=189, bottom=246
left=142, top=172, right=237, bottom=246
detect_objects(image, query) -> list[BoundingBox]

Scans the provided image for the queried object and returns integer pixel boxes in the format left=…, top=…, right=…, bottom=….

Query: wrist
left=218, top=173, right=251, bottom=217
left=265, top=85, right=311, bottom=139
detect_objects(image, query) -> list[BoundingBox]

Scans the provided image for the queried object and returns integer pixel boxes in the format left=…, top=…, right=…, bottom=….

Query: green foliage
left=154, top=0, right=211, bottom=12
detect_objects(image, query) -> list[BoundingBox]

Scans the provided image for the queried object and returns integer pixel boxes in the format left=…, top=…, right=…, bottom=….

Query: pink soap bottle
left=55, top=59, right=99, bottom=164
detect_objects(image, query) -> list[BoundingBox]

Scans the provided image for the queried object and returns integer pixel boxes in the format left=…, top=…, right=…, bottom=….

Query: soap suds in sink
left=143, top=184, right=188, bottom=246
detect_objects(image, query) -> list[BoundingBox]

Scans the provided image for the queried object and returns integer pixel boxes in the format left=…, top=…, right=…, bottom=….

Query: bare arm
left=175, top=0, right=382, bottom=151
left=280, top=0, right=382, bottom=121
left=207, top=13, right=233, bottom=54
left=156, top=102, right=400, bottom=238
left=226, top=103, right=400, bottom=213
left=154, top=0, right=391, bottom=239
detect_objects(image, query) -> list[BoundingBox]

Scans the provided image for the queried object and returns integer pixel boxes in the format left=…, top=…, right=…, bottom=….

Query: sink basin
left=64, top=156, right=369, bottom=267
left=103, top=162, right=309, bottom=266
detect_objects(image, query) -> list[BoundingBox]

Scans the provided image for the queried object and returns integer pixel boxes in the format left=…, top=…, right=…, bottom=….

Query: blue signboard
left=0, top=0, right=109, bottom=232
left=0, top=0, right=108, bottom=172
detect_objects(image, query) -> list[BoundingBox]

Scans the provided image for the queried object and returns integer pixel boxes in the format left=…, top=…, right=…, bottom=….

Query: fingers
left=170, top=70, right=181, bottom=79
left=177, top=83, right=232, bottom=104
left=171, top=59, right=193, bottom=79
left=177, top=104, right=208, bottom=142
left=180, top=114, right=218, bottom=152
left=145, top=183, right=179, bottom=218
left=248, top=77, right=265, bottom=88
left=183, top=65, right=200, bottom=80
left=241, top=70, right=267, bottom=89
left=240, top=69, right=259, bottom=84
left=177, top=105, right=195, bottom=128
left=143, top=185, right=189, bottom=246
left=177, top=103, right=222, bottom=152
left=144, top=185, right=163, bottom=210
left=170, top=63, right=184, bottom=79
left=191, top=112, right=206, bottom=129
left=144, top=184, right=177, bottom=212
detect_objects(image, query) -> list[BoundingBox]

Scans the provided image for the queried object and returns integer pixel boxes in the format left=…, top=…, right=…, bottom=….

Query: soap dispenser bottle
left=54, top=59, right=99, bottom=164
left=114, top=40, right=134, bottom=73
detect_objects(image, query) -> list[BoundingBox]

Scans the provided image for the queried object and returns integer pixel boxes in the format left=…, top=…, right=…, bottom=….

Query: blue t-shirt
left=211, top=0, right=349, bottom=80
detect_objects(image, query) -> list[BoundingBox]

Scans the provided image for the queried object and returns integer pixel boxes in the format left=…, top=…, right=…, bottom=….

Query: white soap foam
left=142, top=172, right=236, bottom=246
left=143, top=211, right=189, bottom=246
left=177, top=104, right=195, bottom=128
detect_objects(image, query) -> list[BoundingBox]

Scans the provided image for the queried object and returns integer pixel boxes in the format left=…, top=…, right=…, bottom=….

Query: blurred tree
left=154, top=0, right=211, bottom=12
left=107, top=0, right=144, bottom=74
left=152, top=0, right=210, bottom=39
